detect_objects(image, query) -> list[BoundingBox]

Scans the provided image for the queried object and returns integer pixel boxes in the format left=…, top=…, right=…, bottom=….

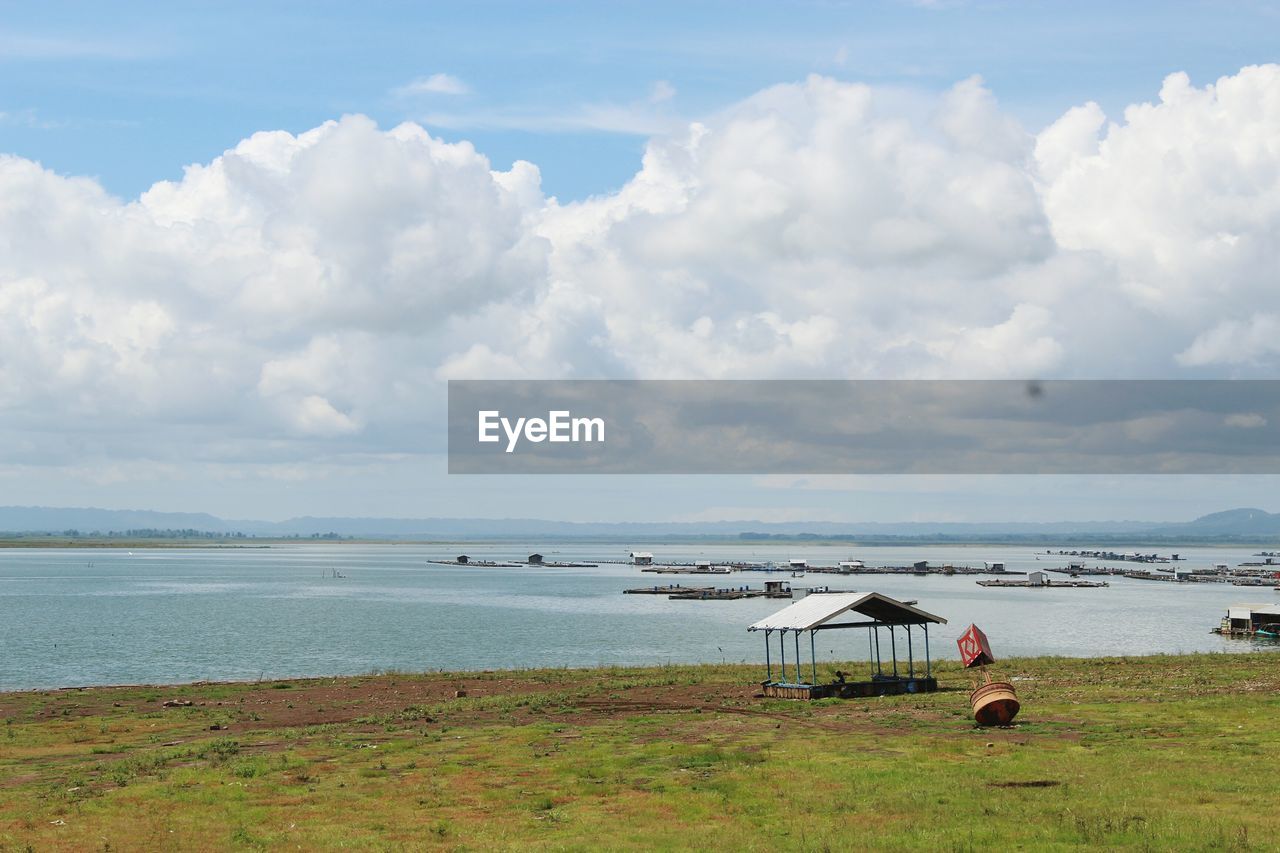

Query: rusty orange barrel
left=970, top=680, right=1020, bottom=726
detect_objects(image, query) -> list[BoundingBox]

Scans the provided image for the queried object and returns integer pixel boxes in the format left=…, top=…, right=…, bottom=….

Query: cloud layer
left=4, top=65, right=1280, bottom=468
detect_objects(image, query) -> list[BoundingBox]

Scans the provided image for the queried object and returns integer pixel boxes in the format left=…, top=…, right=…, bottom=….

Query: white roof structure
left=630, top=551, right=653, bottom=559
left=1228, top=603, right=1280, bottom=621
left=749, top=592, right=947, bottom=632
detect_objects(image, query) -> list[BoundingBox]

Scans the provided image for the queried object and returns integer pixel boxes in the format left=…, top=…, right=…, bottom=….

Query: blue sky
left=4, top=0, right=1278, bottom=202
left=3, top=2, right=1280, bottom=523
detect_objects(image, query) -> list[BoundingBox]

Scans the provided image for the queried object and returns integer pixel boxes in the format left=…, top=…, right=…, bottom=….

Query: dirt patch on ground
left=0, top=674, right=584, bottom=729
left=0, top=675, right=965, bottom=736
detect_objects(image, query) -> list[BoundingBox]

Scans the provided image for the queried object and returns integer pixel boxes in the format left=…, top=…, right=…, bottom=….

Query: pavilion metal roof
left=748, top=592, right=947, bottom=632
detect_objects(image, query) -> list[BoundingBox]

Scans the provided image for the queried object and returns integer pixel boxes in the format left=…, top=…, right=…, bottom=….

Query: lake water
left=1, top=542, right=1277, bottom=690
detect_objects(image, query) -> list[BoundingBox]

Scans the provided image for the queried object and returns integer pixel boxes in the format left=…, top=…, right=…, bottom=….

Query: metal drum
left=970, top=680, right=1020, bottom=726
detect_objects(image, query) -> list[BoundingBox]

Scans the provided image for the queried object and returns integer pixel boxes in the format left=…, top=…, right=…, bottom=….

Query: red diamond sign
left=957, top=623, right=995, bottom=668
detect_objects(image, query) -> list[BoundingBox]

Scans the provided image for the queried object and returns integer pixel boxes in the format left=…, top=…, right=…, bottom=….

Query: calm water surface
left=1, top=542, right=1276, bottom=690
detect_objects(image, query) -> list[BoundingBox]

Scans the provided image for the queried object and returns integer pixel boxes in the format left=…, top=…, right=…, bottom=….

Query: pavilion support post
left=794, top=631, right=801, bottom=685
left=907, top=625, right=914, bottom=679
left=874, top=626, right=882, bottom=677
left=890, top=626, right=899, bottom=678
left=779, top=629, right=787, bottom=684
left=810, top=630, right=817, bottom=686
left=764, top=629, right=772, bottom=683
left=924, top=624, right=931, bottom=678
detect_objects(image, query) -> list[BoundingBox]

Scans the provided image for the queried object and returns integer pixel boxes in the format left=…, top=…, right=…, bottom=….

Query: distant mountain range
left=1152, top=507, right=1280, bottom=536
left=1, top=505, right=1279, bottom=543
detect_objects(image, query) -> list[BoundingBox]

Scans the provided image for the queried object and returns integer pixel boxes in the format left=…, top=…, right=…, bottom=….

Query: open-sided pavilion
left=748, top=592, right=947, bottom=699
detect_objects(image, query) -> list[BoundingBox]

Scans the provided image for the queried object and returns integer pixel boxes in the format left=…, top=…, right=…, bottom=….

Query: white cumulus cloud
left=393, top=73, right=470, bottom=97
left=4, top=65, right=1280, bottom=476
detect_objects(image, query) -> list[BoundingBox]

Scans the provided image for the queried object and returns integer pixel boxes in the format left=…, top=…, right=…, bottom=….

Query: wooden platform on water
left=640, top=566, right=731, bottom=575
left=669, top=586, right=792, bottom=601
left=623, top=585, right=714, bottom=595
left=976, top=579, right=1108, bottom=588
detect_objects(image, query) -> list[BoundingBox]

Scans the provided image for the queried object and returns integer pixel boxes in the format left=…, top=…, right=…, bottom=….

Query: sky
left=3, top=1, right=1280, bottom=523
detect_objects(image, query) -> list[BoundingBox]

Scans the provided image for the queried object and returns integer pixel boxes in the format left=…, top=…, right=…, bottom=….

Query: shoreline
left=0, top=647, right=1265, bottom=697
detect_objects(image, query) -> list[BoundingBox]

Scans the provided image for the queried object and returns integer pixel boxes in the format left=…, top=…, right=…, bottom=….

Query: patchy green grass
left=1, top=653, right=1278, bottom=850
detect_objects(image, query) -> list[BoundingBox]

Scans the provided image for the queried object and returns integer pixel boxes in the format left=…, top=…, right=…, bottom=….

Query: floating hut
left=527, top=553, right=544, bottom=564
left=1214, top=603, right=1280, bottom=636
left=630, top=551, right=654, bottom=566
left=748, top=592, right=946, bottom=700
left=456, top=555, right=470, bottom=564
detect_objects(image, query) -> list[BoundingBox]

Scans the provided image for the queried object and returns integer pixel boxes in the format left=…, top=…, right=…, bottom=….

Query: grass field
left=1, top=653, right=1278, bottom=850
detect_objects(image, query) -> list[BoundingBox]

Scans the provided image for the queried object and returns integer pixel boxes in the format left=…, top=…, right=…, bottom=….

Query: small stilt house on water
left=748, top=592, right=947, bottom=699
left=1216, top=603, right=1280, bottom=636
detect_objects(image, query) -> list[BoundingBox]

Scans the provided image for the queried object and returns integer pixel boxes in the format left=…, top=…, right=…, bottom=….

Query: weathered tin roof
left=1227, top=603, right=1280, bottom=621
left=748, top=592, right=946, bottom=631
